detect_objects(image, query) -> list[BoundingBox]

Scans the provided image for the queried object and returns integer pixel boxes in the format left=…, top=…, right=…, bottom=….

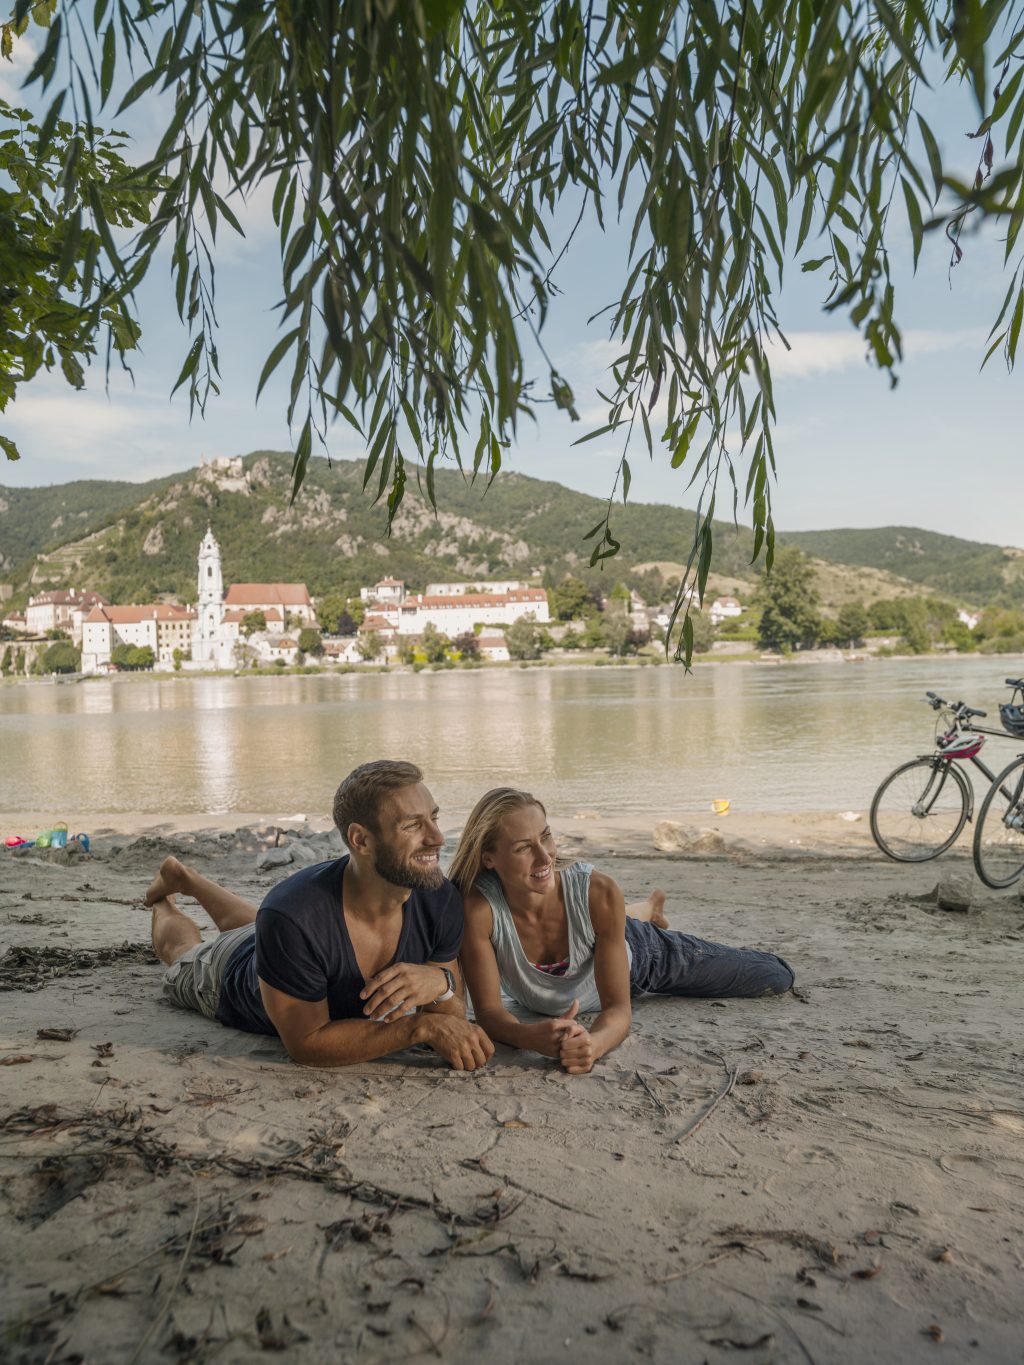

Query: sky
left=2, top=29, right=1021, bottom=552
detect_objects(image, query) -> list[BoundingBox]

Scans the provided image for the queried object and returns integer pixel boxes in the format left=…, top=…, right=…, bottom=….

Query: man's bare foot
left=647, top=889, right=668, bottom=929
left=144, top=856, right=188, bottom=907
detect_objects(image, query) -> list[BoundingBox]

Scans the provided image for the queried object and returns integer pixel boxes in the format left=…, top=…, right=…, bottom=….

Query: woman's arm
left=460, top=892, right=584, bottom=1058
left=558, top=871, right=632, bottom=1074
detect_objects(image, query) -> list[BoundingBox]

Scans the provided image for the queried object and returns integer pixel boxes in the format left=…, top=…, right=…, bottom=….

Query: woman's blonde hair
left=448, top=787, right=546, bottom=896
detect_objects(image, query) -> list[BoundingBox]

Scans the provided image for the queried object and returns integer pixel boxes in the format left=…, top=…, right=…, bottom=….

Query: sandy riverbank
left=1, top=817, right=1023, bottom=1363
left=2, top=807, right=879, bottom=854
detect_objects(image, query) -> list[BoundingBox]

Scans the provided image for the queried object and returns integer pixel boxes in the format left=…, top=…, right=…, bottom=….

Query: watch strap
left=432, top=966, right=456, bottom=1003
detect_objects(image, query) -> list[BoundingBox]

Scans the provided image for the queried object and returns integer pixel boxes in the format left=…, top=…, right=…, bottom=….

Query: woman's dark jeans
left=624, top=917, right=794, bottom=998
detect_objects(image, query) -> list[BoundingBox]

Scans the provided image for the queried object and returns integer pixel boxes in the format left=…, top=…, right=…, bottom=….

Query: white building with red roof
left=219, top=607, right=285, bottom=641
left=359, top=577, right=407, bottom=605
left=393, top=588, right=548, bottom=636
left=709, top=596, right=743, bottom=625
left=425, top=580, right=527, bottom=597
left=82, top=604, right=195, bottom=672
left=26, top=589, right=108, bottom=641
left=223, top=583, right=315, bottom=621
left=476, top=633, right=511, bottom=662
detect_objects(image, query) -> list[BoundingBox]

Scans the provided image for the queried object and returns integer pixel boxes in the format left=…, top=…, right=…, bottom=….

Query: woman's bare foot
left=647, top=889, right=668, bottom=929
left=625, top=889, right=669, bottom=928
left=144, top=856, right=188, bottom=907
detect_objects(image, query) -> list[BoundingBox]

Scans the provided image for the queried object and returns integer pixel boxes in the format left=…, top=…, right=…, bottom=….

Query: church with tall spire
left=192, top=527, right=228, bottom=665
left=187, top=528, right=317, bottom=670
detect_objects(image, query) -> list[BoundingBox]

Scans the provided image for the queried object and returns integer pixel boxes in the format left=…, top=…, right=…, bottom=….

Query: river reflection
left=2, top=656, right=1022, bottom=818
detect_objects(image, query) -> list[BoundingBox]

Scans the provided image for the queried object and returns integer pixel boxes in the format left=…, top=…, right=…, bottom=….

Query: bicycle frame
left=919, top=723, right=1023, bottom=821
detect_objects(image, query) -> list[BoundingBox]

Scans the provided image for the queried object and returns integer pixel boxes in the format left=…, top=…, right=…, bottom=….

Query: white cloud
left=3, top=384, right=178, bottom=478
left=568, top=338, right=624, bottom=374
left=566, top=326, right=988, bottom=391
left=7, top=388, right=146, bottom=448
left=2, top=366, right=371, bottom=486
left=0, top=30, right=38, bottom=104
left=766, top=327, right=985, bottom=379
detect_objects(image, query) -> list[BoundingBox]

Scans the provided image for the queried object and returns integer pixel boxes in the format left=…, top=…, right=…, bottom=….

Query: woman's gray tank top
left=475, top=861, right=628, bottom=1019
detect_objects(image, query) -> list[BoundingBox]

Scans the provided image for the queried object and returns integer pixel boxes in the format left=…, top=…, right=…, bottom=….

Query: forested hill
left=778, top=527, right=1024, bottom=605
left=0, top=453, right=760, bottom=604
left=0, top=474, right=179, bottom=573
left=1, top=452, right=1020, bottom=608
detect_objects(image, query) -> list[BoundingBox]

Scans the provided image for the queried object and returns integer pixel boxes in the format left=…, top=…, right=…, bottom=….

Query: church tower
left=192, top=527, right=225, bottom=663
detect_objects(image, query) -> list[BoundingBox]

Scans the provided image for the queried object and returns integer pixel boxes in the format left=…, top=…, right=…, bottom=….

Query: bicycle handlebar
left=923, top=692, right=986, bottom=719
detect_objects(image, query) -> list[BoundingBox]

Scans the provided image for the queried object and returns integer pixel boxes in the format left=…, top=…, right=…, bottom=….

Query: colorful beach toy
left=3, top=823, right=87, bottom=852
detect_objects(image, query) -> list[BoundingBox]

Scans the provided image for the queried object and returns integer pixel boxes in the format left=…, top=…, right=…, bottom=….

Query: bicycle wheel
left=973, top=755, right=1024, bottom=889
left=870, top=757, right=971, bottom=862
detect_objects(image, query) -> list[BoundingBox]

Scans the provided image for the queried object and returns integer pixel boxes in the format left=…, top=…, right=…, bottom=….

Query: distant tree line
left=754, top=550, right=1024, bottom=655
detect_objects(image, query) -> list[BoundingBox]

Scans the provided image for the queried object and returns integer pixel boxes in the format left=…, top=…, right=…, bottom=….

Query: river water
left=2, top=657, right=1022, bottom=819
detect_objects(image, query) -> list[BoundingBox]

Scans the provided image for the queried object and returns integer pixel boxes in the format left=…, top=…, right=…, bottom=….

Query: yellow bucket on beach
left=711, top=798, right=731, bottom=816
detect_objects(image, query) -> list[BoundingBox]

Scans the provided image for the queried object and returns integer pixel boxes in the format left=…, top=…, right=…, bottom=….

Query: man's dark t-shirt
left=216, top=856, right=464, bottom=1035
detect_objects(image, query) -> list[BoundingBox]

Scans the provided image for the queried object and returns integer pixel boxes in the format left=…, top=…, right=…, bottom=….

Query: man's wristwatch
left=432, top=967, right=457, bottom=1003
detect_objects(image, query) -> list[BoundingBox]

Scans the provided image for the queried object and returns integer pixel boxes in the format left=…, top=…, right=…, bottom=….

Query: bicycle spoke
left=871, top=759, right=969, bottom=862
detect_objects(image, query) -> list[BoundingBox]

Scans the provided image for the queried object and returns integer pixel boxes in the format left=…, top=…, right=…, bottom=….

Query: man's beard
left=373, top=841, right=444, bottom=892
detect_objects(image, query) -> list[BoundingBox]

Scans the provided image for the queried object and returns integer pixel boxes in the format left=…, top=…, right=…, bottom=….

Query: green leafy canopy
left=0, top=90, right=156, bottom=460
left=5, top=0, right=1024, bottom=661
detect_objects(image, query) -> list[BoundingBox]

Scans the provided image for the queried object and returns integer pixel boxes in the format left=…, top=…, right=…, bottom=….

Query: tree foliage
left=40, top=639, right=79, bottom=671
left=452, top=629, right=480, bottom=659
left=836, top=601, right=870, bottom=646
left=505, top=613, right=542, bottom=660
left=0, top=89, right=155, bottom=462
left=356, top=630, right=382, bottom=661
left=676, top=609, right=716, bottom=655
left=419, top=621, right=450, bottom=663
left=7, top=0, right=1024, bottom=659
left=973, top=604, right=1024, bottom=651
left=601, top=606, right=648, bottom=656
left=110, top=642, right=154, bottom=669
left=550, top=575, right=601, bottom=621
left=755, top=546, right=820, bottom=651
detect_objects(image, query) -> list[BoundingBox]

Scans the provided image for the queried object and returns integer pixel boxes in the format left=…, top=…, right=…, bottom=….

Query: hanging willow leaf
left=4, top=0, right=1024, bottom=644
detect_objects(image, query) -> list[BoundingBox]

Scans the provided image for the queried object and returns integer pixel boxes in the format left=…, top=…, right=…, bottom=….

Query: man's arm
left=258, top=979, right=492, bottom=1070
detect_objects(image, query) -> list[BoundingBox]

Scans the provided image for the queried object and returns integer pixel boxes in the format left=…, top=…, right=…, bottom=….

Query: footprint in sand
left=801, top=1144, right=842, bottom=1165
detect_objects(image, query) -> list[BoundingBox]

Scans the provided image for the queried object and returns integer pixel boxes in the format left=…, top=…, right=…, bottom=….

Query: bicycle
left=972, top=678, right=1024, bottom=888
left=870, top=689, right=1016, bottom=864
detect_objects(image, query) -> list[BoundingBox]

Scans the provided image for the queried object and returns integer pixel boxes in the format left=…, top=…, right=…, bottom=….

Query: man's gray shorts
left=162, top=924, right=255, bottom=1020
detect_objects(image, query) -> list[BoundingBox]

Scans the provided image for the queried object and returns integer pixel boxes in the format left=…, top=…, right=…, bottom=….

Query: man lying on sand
left=145, top=760, right=495, bottom=1070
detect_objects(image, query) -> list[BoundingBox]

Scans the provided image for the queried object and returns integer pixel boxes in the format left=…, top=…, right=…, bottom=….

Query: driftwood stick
left=635, top=1068, right=671, bottom=1114
left=671, top=1054, right=737, bottom=1145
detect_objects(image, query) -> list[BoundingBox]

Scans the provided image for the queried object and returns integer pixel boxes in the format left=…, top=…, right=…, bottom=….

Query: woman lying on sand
left=449, top=788, right=794, bottom=1074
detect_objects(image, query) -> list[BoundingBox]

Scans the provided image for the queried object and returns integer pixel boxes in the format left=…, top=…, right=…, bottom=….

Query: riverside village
left=2, top=454, right=753, bottom=675
left=2, top=526, right=565, bottom=673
